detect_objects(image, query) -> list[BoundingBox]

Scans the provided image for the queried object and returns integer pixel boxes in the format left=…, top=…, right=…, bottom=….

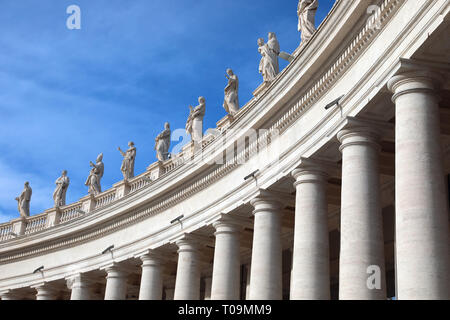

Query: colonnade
left=1, top=68, right=449, bottom=300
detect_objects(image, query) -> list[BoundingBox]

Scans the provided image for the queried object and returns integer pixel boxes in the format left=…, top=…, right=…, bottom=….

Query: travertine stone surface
left=248, top=193, right=283, bottom=300
left=85, top=153, right=104, bottom=195
left=67, top=274, right=93, bottom=300
left=174, top=238, right=201, bottom=300
left=104, top=265, right=128, bottom=300
left=138, top=253, right=164, bottom=300
left=155, top=123, right=171, bottom=162
left=388, top=70, right=450, bottom=300
left=211, top=217, right=242, bottom=300
left=224, top=69, right=240, bottom=116
left=186, top=97, right=206, bottom=143
left=337, top=125, right=386, bottom=300
left=291, top=162, right=330, bottom=300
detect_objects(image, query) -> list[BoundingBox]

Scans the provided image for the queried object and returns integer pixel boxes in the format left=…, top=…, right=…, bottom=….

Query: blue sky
left=0, top=0, right=335, bottom=223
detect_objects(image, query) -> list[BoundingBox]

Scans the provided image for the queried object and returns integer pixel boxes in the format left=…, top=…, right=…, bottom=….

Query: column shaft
left=249, top=195, right=283, bottom=300
left=291, top=165, right=330, bottom=299
left=211, top=220, right=241, bottom=300
left=104, top=266, right=128, bottom=300
left=139, top=254, right=163, bottom=300
left=389, top=71, right=450, bottom=299
left=174, top=239, right=201, bottom=300
left=338, top=127, right=386, bottom=300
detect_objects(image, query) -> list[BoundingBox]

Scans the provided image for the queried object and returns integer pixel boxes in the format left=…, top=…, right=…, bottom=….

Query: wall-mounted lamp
left=170, top=215, right=184, bottom=225
left=33, top=266, right=44, bottom=274
left=102, top=245, right=114, bottom=255
left=325, top=95, right=345, bottom=116
left=244, top=170, right=259, bottom=181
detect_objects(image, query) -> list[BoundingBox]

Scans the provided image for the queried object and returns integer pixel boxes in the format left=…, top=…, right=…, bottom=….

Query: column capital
left=65, top=273, right=96, bottom=290
left=206, top=213, right=252, bottom=233
left=0, top=289, right=19, bottom=300
left=247, top=189, right=288, bottom=211
left=291, top=158, right=338, bottom=186
left=137, top=250, right=166, bottom=266
left=101, top=263, right=129, bottom=279
left=336, top=118, right=390, bottom=153
left=388, top=70, right=444, bottom=103
left=170, top=233, right=213, bottom=253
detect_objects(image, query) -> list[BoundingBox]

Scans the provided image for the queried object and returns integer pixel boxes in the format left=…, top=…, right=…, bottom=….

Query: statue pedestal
left=46, top=207, right=62, bottom=228
left=11, top=216, right=27, bottom=236
left=80, top=194, right=96, bottom=213
left=146, top=161, right=165, bottom=180
left=114, top=180, right=131, bottom=199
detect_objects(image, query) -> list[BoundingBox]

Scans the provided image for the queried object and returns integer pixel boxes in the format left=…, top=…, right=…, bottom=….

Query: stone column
left=388, top=70, right=450, bottom=300
left=211, top=216, right=242, bottom=300
left=248, top=192, right=283, bottom=300
left=138, top=253, right=164, bottom=300
left=337, top=124, right=386, bottom=300
left=204, top=277, right=212, bottom=300
left=290, top=161, right=330, bottom=300
left=104, top=265, right=128, bottom=300
left=67, top=274, right=93, bottom=300
left=174, top=237, right=201, bottom=300
left=34, top=283, right=58, bottom=300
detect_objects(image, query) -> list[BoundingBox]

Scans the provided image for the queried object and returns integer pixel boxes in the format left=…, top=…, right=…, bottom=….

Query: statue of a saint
left=118, top=142, right=136, bottom=180
left=85, top=153, right=104, bottom=195
left=186, top=97, right=206, bottom=143
left=53, top=170, right=70, bottom=208
left=155, top=122, right=171, bottom=162
left=267, top=32, right=280, bottom=75
left=258, top=38, right=278, bottom=83
left=223, top=69, right=240, bottom=116
left=298, top=0, right=319, bottom=43
left=15, top=182, right=32, bottom=218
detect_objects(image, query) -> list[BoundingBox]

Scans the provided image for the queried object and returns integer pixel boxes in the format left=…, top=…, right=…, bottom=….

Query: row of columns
left=1, top=69, right=448, bottom=300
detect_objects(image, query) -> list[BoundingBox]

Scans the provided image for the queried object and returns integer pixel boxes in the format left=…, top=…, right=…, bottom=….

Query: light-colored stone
left=85, top=153, right=104, bottom=195
left=290, top=161, right=330, bottom=300
left=174, top=237, right=201, bottom=300
left=138, top=252, right=164, bottom=300
left=118, top=142, right=136, bottom=181
left=210, top=216, right=243, bottom=300
left=248, top=192, right=284, bottom=300
left=224, top=69, right=240, bottom=116
left=155, top=123, right=171, bottom=162
left=53, top=170, right=69, bottom=208
left=103, top=265, right=128, bottom=300
left=388, top=70, right=450, bottom=300
left=15, top=182, right=32, bottom=218
left=298, top=0, right=318, bottom=43
left=186, top=97, right=206, bottom=144
left=337, top=124, right=386, bottom=300
left=67, top=273, right=93, bottom=300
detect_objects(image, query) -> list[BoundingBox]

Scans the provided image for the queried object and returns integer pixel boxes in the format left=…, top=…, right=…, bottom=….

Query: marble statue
left=223, top=69, right=240, bottom=116
left=53, top=170, right=70, bottom=208
left=15, top=182, right=32, bottom=217
left=186, top=97, right=206, bottom=143
left=85, top=153, right=104, bottom=195
left=155, top=122, right=171, bottom=162
left=298, top=0, right=319, bottom=43
left=118, top=142, right=136, bottom=180
left=258, top=38, right=278, bottom=83
left=267, top=32, right=280, bottom=75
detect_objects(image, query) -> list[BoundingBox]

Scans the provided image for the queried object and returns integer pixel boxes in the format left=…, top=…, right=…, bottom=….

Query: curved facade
left=1, top=0, right=449, bottom=300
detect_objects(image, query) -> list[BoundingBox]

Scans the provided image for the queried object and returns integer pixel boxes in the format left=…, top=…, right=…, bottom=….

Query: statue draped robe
left=224, top=74, right=239, bottom=115
left=85, top=161, right=104, bottom=195
left=53, top=175, right=70, bottom=207
left=17, top=186, right=32, bottom=217
left=259, top=43, right=278, bottom=83
left=120, top=147, right=136, bottom=180
left=155, top=128, right=171, bottom=161
left=298, top=0, right=319, bottom=43
left=186, top=102, right=206, bottom=143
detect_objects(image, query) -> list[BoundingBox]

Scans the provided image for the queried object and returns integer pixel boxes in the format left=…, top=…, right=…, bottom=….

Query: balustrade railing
left=24, top=214, right=48, bottom=235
